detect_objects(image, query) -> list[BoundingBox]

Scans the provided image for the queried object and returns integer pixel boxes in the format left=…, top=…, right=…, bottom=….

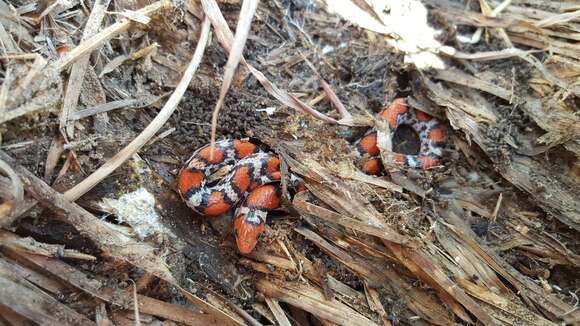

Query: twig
left=70, top=99, right=138, bottom=120
left=62, top=17, right=211, bottom=201
left=132, top=280, right=141, bottom=326
left=209, top=0, right=260, bottom=158
left=301, top=55, right=359, bottom=124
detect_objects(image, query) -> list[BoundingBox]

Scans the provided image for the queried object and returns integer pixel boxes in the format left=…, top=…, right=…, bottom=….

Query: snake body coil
left=178, top=98, right=445, bottom=253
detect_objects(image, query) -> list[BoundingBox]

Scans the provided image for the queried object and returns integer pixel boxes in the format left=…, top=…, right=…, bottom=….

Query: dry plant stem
left=0, top=266, right=95, bottom=325
left=265, top=297, right=292, bottom=326
left=302, top=56, right=353, bottom=121
left=293, top=194, right=411, bottom=246
left=63, top=17, right=211, bottom=201
left=201, top=0, right=338, bottom=124
left=0, top=153, right=241, bottom=324
left=319, top=78, right=352, bottom=121
left=0, top=243, right=226, bottom=326
left=535, top=9, right=580, bottom=27
left=223, top=300, right=264, bottom=326
left=257, top=278, right=377, bottom=326
left=132, top=281, right=142, bottom=326
left=0, top=150, right=174, bottom=281
left=209, top=0, right=260, bottom=158
left=60, top=0, right=112, bottom=138
left=1, top=230, right=96, bottom=261
left=445, top=48, right=541, bottom=61
left=457, top=278, right=555, bottom=326
left=177, top=285, right=242, bottom=326
left=53, top=0, right=171, bottom=72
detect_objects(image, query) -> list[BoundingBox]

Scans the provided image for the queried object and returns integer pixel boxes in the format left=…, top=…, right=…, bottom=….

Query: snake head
left=234, top=212, right=265, bottom=254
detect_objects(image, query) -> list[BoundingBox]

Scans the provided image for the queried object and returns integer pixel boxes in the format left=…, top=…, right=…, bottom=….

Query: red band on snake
left=178, top=98, right=445, bottom=253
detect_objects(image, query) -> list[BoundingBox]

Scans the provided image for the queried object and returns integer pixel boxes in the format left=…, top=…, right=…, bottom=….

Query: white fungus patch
left=100, top=188, right=171, bottom=239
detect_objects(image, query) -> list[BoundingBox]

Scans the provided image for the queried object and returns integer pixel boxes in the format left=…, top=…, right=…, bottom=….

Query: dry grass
left=0, top=0, right=579, bottom=325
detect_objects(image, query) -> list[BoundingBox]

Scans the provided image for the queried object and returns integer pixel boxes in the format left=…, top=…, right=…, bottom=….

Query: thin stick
left=63, top=17, right=212, bottom=201
left=302, top=55, right=352, bottom=121
left=132, top=280, right=142, bottom=326
left=209, top=0, right=260, bottom=159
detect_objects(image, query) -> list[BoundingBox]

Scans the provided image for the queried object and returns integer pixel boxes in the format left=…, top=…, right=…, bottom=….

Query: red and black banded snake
left=178, top=98, right=445, bottom=254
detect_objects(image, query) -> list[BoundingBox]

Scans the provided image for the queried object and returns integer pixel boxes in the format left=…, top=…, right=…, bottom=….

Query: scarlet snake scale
left=178, top=98, right=445, bottom=254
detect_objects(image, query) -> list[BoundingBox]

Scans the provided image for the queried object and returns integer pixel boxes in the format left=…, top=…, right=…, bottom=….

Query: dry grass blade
left=457, top=278, right=556, bottom=326
left=70, top=99, right=137, bottom=120
left=295, top=227, right=388, bottom=287
left=257, top=278, right=378, bottom=326
left=439, top=218, right=580, bottom=323
left=293, top=192, right=411, bottom=246
left=53, top=0, right=171, bottom=72
left=279, top=148, right=409, bottom=244
left=265, top=297, right=292, bottom=326
left=44, top=136, right=65, bottom=182
left=132, top=281, right=141, bottom=326
left=445, top=47, right=542, bottom=61
left=318, top=78, right=354, bottom=123
left=535, top=9, right=580, bottom=27
left=209, top=0, right=259, bottom=157
left=383, top=242, right=492, bottom=324
left=62, top=17, right=211, bottom=201
left=0, top=151, right=174, bottom=281
left=59, top=0, right=111, bottom=138
left=277, top=146, right=495, bottom=323
left=0, top=263, right=95, bottom=325
left=301, top=56, right=357, bottom=124
left=0, top=242, right=228, bottom=326
left=201, top=0, right=338, bottom=124
left=177, top=285, right=243, bottom=326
